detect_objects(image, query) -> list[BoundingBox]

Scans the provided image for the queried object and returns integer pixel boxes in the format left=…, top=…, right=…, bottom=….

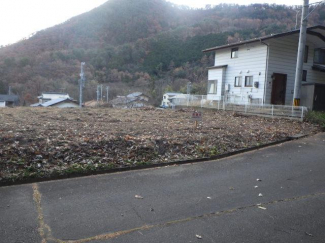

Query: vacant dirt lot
left=0, top=107, right=320, bottom=183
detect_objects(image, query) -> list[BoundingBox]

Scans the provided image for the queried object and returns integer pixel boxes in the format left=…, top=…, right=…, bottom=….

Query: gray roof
left=41, top=98, right=77, bottom=107
left=0, top=94, right=19, bottom=102
left=41, top=92, right=69, bottom=95
left=30, top=103, right=42, bottom=107
left=127, top=92, right=143, bottom=98
left=203, top=25, right=325, bottom=53
left=110, top=96, right=137, bottom=105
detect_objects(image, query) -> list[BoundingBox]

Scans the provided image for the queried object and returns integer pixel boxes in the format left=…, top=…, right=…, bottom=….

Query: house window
left=314, top=48, right=325, bottom=64
left=231, top=48, right=238, bottom=59
left=302, top=70, right=307, bottom=82
left=304, top=45, right=309, bottom=63
left=163, top=96, right=166, bottom=99
left=234, top=77, right=242, bottom=87
left=245, top=76, right=253, bottom=87
left=208, top=80, right=217, bottom=94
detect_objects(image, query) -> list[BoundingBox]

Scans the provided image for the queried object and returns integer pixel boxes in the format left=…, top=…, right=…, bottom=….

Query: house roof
left=30, top=103, right=42, bottom=107
left=41, top=92, right=69, bottom=95
left=41, top=98, right=77, bottom=107
left=127, top=92, right=143, bottom=98
left=203, top=25, right=325, bottom=53
left=0, top=94, right=19, bottom=102
left=207, top=65, right=228, bottom=70
left=109, top=96, right=137, bottom=105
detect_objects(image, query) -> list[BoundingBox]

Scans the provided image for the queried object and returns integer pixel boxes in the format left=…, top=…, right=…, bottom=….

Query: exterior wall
left=266, top=35, right=325, bottom=105
left=301, top=84, right=315, bottom=109
left=0, top=101, right=5, bottom=107
left=52, top=102, right=79, bottom=108
left=40, top=94, right=70, bottom=104
left=208, top=68, right=224, bottom=100
left=212, top=43, right=268, bottom=103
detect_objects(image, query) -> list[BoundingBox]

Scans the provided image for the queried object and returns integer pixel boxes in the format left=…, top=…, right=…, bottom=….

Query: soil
left=0, top=107, right=320, bottom=183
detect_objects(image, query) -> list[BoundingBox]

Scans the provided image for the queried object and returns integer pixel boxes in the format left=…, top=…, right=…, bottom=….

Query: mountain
left=0, top=0, right=325, bottom=105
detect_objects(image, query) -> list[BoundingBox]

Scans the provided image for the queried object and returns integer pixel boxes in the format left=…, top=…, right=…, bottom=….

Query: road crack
left=32, top=183, right=57, bottom=243
left=63, top=191, right=325, bottom=243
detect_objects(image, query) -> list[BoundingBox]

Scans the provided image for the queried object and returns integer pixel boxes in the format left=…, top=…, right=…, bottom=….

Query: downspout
left=260, top=39, right=269, bottom=105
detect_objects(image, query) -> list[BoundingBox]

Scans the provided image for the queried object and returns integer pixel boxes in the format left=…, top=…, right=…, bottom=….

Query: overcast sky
left=0, top=0, right=321, bottom=46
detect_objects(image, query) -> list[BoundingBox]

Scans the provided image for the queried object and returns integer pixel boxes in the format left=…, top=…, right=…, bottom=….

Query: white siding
left=53, top=102, right=79, bottom=108
left=208, top=68, right=224, bottom=99
left=266, top=34, right=325, bottom=105
left=0, top=101, right=5, bottom=107
left=213, top=43, right=268, bottom=102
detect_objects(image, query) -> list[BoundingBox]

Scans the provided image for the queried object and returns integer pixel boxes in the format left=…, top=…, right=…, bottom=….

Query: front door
left=313, top=84, right=325, bottom=111
left=271, top=73, right=287, bottom=105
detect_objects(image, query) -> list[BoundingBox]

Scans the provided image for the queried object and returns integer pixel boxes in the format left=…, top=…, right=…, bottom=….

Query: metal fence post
left=272, top=105, right=274, bottom=118
left=245, top=104, right=247, bottom=114
left=301, top=107, right=304, bottom=121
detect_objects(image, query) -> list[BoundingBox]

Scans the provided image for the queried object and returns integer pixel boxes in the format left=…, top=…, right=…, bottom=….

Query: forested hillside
left=1, top=0, right=324, bottom=105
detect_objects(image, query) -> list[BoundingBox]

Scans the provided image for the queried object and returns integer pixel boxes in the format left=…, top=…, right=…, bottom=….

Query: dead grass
left=0, top=107, right=320, bottom=183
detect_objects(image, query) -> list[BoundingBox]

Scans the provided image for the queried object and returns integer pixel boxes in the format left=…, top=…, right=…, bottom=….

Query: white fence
left=172, top=95, right=307, bottom=121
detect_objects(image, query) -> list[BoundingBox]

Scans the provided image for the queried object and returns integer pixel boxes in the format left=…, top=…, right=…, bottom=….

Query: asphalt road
left=1, top=133, right=325, bottom=243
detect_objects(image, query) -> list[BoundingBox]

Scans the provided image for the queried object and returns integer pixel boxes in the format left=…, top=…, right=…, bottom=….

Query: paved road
left=1, top=133, right=325, bottom=243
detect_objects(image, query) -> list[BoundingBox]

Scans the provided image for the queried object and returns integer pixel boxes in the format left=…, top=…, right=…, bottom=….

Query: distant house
left=203, top=25, right=325, bottom=110
left=109, top=92, right=150, bottom=108
left=0, top=94, right=19, bottom=107
left=31, top=92, right=78, bottom=108
left=38, top=92, right=71, bottom=104
left=161, top=93, right=187, bottom=107
left=31, top=98, right=79, bottom=108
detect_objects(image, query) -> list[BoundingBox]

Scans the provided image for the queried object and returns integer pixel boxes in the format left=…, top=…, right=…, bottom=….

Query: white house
left=203, top=25, right=325, bottom=111
left=31, top=98, right=79, bottom=108
left=38, top=92, right=71, bottom=104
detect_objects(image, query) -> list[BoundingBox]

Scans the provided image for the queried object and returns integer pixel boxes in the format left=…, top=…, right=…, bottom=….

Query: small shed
left=0, top=94, right=20, bottom=107
left=301, top=83, right=325, bottom=111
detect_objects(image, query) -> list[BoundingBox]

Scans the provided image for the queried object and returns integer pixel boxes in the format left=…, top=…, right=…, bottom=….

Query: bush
left=305, top=111, right=325, bottom=129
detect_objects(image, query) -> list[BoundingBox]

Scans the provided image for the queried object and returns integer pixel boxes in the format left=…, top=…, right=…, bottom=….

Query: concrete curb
left=0, top=133, right=311, bottom=187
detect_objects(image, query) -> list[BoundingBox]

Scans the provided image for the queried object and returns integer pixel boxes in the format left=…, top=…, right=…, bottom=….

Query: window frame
left=234, top=76, right=242, bottom=87
left=231, top=48, right=239, bottom=59
left=314, top=48, right=325, bottom=65
left=304, top=45, right=309, bottom=63
left=207, top=80, right=217, bottom=94
left=302, top=70, right=307, bottom=82
left=245, top=76, right=253, bottom=87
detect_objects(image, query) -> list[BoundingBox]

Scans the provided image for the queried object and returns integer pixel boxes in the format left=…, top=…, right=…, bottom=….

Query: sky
left=0, top=0, right=321, bottom=46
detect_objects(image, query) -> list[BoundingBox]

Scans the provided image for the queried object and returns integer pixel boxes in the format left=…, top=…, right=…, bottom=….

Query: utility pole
left=97, top=85, right=100, bottom=106
left=293, top=0, right=309, bottom=107
left=79, top=62, right=86, bottom=108
left=106, top=86, right=109, bottom=103
left=187, top=82, right=192, bottom=107
left=100, top=85, right=103, bottom=102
